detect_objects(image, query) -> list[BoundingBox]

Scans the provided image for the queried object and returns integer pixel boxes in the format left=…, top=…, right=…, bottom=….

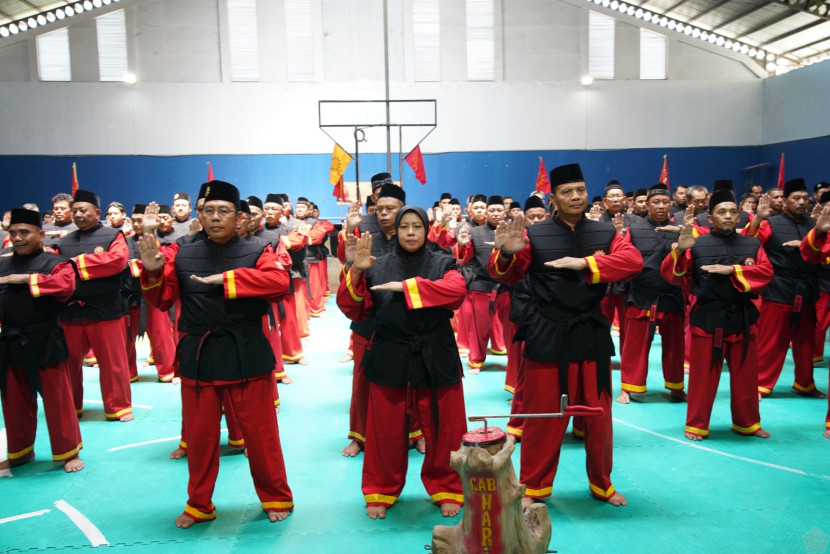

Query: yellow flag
left=329, top=143, right=353, bottom=186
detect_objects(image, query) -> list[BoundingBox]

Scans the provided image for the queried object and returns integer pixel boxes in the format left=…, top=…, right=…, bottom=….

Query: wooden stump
left=431, top=435, right=552, bottom=554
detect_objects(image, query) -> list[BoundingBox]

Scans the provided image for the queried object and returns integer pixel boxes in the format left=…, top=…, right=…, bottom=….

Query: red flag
left=404, top=145, right=427, bottom=185
left=776, top=153, right=785, bottom=189
left=659, top=154, right=669, bottom=190
left=207, top=161, right=215, bottom=181
left=71, top=163, right=79, bottom=195
left=535, top=158, right=551, bottom=193
left=333, top=176, right=348, bottom=202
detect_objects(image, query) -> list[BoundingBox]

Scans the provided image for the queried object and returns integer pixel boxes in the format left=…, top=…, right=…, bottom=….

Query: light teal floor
left=2, top=298, right=829, bottom=553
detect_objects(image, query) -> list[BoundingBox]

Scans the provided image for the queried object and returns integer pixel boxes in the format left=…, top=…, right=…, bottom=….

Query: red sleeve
left=800, top=228, right=827, bottom=264
left=730, top=245, right=773, bottom=294
left=744, top=219, right=771, bottom=244
left=223, top=247, right=290, bottom=303
left=660, top=247, right=693, bottom=287
left=74, top=232, right=128, bottom=281
left=336, top=227, right=360, bottom=265
left=140, top=257, right=180, bottom=312
left=280, top=229, right=307, bottom=252
left=402, top=269, right=466, bottom=311
left=582, top=232, right=643, bottom=284
left=453, top=241, right=474, bottom=265
left=308, top=222, right=328, bottom=245
left=429, top=223, right=458, bottom=249
left=29, top=260, right=76, bottom=302
left=322, top=220, right=335, bottom=233
left=336, top=267, right=373, bottom=322
left=488, top=241, right=532, bottom=286
left=161, top=240, right=179, bottom=263
left=274, top=241, right=293, bottom=271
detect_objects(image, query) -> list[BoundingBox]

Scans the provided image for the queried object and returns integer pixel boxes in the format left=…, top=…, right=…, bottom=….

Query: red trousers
left=466, top=290, right=511, bottom=368
left=293, top=277, right=310, bottom=338
left=520, top=359, right=615, bottom=500
left=362, top=382, right=466, bottom=507
left=279, top=295, right=304, bottom=362
left=348, top=333, right=370, bottom=444
left=620, top=307, right=685, bottom=394
left=685, top=326, right=763, bottom=438
left=146, top=304, right=177, bottom=381
left=602, top=293, right=628, bottom=354
left=455, top=294, right=472, bottom=353
left=179, top=374, right=293, bottom=521
left=756, top=299, right=818, bottom=395
left=814, top=291, right=830, bottom=362
left=263, top=308, right=287, bottom=382
left=347, top=333, right=423, bottom=444
left=506, top=343, right=527, bottom=439
left=61, top=318, right=132, bottom=420
left=1, top=363, right=83, bottom=463
left=307, top=260, right=327, bottom=316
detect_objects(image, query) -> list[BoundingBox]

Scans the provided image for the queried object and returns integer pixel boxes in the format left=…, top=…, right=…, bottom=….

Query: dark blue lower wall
left=2, top=135, right=826, bottom=218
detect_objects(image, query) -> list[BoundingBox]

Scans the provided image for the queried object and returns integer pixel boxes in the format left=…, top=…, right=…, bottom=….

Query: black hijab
left=393, top=205, right=429, bottom=279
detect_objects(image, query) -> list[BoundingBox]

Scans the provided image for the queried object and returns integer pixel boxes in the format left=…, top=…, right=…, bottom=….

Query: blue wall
left=2, top=136, right=826, bottom=218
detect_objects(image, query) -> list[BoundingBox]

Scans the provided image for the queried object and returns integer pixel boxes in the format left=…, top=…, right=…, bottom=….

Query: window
left=97, top=9, right=128, bottom=81
left=588, top=11, right=614, bottom=80
left=37, top=28, right=71, bottom=81
left=285, top=0, right=314, bottom=82
left=466, top=0, right=494, bottom=81
left=640, top=29, right=667, bottom=79
left=227, top=0, right=260, bottom=81
left=413, top=0, right=440, bottom=81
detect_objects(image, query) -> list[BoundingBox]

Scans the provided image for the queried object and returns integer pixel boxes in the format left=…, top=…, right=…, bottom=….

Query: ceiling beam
left=688, top=0, right=734, bottom=23
left=771, top=0, right=830, bottom=22
left=777, top=32, right=830, bottom=54
left=737, top=10, right=799, bottom=38
left=758, top=18, right=825, bottom=47
left=710, top=3, right=770, bottom=31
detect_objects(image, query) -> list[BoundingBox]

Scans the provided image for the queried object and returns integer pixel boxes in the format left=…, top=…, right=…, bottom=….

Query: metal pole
left=383, top=0, right=392, bottom=172
left=398, top=125, right=404, bottom=188
left=354, top=126, right=361, bottom=202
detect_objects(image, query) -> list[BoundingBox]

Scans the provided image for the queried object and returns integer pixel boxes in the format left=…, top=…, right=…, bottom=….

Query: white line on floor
left=613, top=417, right=808, bottom=476
left=53, top=500, right=108, bottom=547
left=0, top=509, right=51, bottom=525
left=108, top=429, right=228, bottom=452
left=83, top=399, right=153, bottom=410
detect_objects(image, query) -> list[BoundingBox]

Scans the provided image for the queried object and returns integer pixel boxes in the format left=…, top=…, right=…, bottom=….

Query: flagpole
left=398, top=125, right=404, bottom=188
left=383, top=0, right=392, bottom=172
left=354, top=126, right=361, bottom=202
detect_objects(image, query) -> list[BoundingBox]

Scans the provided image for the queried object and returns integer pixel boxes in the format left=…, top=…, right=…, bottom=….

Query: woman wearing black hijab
left=337, top=206, right=468, bottom=520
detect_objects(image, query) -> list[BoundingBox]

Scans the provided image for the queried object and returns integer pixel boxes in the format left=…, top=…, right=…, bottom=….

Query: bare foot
left=296, top=358, right=310, bottom=365
left=338, top=353, right=353, bottom=363
left=268, top=511, right=290, bottom=522
left=824, top=429, right=830, bottom=439
left=440, top=503, right=461, bottom=517
left=366, top=506, right=387, bottom=519
left=280, top=377, right=293, bottom=385
left=795, top=387, right=827, bottom=399
left=507, top=397, right=513, bottom=405
left=119, top=413, right=135, bottom=422
left=0, top=450, right=35, bottom=470
left=341, top=440, right=363, bottom=457
left=685, top=431, right=703, bottom=441
left=758, top=392, right=763, bottom=402
left=172, top=377, right=182, bottom=385
left=415, top=437, right=426, bottom=454
left=616, top=391, right=631, bottom=404
left=521, top=497, right=534, bottom=512
left=64, top=456, right=84, bottom=473
left=753, top=428, right=771, bottom=438
left=175, top=514, right=195, bottom=528
left=244, top=448, right=249, bottom=458
left=170, top=447, right=187, bottom=459
left=670, top=389, right=687, bottom=402
left=468, top=368, right=480, bottom=375
left=606, top=491, right=627, bottom=506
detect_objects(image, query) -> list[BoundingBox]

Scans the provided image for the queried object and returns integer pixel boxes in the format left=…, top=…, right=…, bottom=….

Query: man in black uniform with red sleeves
left=1, top=208, right=84, bottom=472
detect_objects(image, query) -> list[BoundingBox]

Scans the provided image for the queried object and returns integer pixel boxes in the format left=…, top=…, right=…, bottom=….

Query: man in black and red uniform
left=746, top=178, right=825, bottom=398
left=490, top=163, right=642, bottom=509
left=139, top=180, right=294, bottom=528
left=56, top=189, right=133, bottom=422
left=0, top=208, right=84, bottom=473
left=662, top=188, right=773, bottom=440
left=599, top=181, right=631, bottom=357
left=454, top=195, right=510, bottom=372
left=618, top=183, right=686, bottom=404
